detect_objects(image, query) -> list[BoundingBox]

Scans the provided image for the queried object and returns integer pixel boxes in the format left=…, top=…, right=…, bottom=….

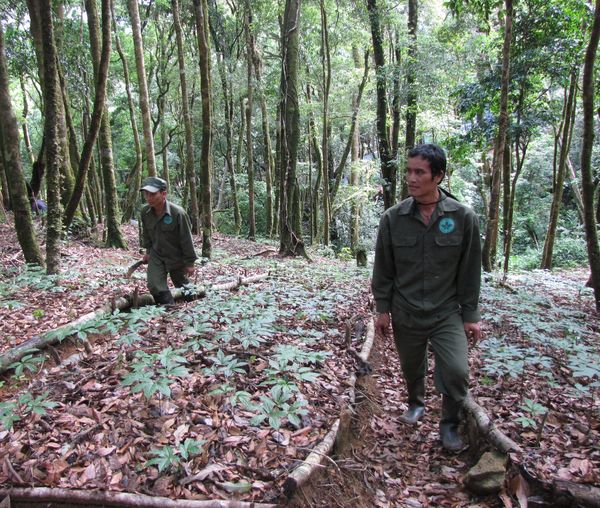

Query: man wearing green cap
left=140, top=176, right=197, bottom=305
left=372, top=143, right=482, bottom=452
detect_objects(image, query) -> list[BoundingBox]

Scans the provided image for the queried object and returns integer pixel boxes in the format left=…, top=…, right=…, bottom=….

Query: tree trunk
left=541, top=70, right=577, bottom=269
left=20, top=76, right=35, bottom=165
left=366, top=0, right=397, bottom=210
left=330, top=51, right=369, bottom=207
left=245, top=0, right=256, bottom=240
left=214, top=51, right=241, bottom=234
left=349, top=49, right=365, bottom=253
left=0, top=24, right=44, bottom=266
left=320, top=0, right=332, bottom=246
left=112, top=3, right=142, bottom=224
left=172, top=0, right=200, bottom=234
left=579, top=0, right=600, bottom=311
left=64, top=0, right=111, bottom=228
left=405, top=0, right=418, bottom=160
left=193, top=0, right=213, bottom=258
left=26, top=0, right=75, bottom=208
left=39, top=0, right=62, bottom=274
left=279, top=0, right=307, bottom=257
left=127, top=0, right=157, bottom=177
left=482, top=0, right=512, bottom=272
left=87, top=0, right=126, bottom=248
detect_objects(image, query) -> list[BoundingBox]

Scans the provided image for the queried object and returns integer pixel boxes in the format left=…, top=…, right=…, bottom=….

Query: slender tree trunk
left=39, top=0, right=62, bottom=274
left=214, top=51, right=241, bottom=234
left=482, top=0, right=512, bottom=272
left=0, top=24, right=44, bottom=266
left=349, top=49, right=364, bottom=252
left=172, top=0, right=200, bottom=234
left=127, top=0, right=157, bottom=177
left=366, top=0, right=397, bottom=210
left=113, top=3, right=142, bottom=224
left=579, top=0, right=600, bottom=310
left=245, top=0, right=256, bottom=240
left=405, top=0, right=418, bottom=157
left=541, top=70, right=578, bottom=269
left=0, top=128, right=10, bottom=211
left=330, top=51, right=369, bottom=206
left=88, top=0, right=126, bottom=248
left=279, top=0, right=306, bottom=257
left=64, top=0, right=111, bottom=228
left=193, top=0, right=213, bottom=258
left=20, top=76, right=35, bottom=165
left=319, top=0, right=332, bottom=246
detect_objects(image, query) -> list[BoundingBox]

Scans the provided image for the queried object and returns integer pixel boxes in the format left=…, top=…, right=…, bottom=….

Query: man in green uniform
left=372, top=143, right=482, bottom=452
left=140, top=177, right=197, bottom=305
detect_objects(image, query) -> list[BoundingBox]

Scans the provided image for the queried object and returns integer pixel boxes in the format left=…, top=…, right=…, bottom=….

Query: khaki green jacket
left=372, top=191, right=481, bottom=323
left=141, top=201, right=197, bottom=270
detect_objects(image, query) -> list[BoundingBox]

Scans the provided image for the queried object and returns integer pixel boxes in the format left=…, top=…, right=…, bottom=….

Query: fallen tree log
left=0, top=273, right=269, bottom=375
left=0, top=487, right=277, bottom=508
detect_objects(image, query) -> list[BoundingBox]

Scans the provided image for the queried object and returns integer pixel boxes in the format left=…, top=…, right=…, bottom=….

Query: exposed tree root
left=284, top=318, right=375, bottom=499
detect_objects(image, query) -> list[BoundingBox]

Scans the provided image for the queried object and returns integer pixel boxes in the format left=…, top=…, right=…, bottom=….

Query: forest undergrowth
left=0, top=221, right=597, bottom=507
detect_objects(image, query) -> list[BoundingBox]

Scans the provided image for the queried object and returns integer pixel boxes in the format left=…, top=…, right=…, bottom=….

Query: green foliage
left=515, top=398, right=547, bottom=429
left=121, top=347, right=189, bottom=399
left=0, top=391, right=57, bottom=431
left=145, top=438, right=206, bottom=473
left=246, top=385, right=308, bottom=430
left=203, top=349, right=247, bottom=378
left=9, top=350, right=44, bottom=378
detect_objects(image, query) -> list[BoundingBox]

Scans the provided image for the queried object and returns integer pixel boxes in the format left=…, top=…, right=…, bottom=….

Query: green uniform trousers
left=391, top=309, right=469, bottom=402
left=147, top=254, right=190, bottom=296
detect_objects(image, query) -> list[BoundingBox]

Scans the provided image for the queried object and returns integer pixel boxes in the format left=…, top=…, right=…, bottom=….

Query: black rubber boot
left=399, top=378, right=425, bottom=424
left=153, top=290, right=175, bottom=306
left=440, top=395, right=464, bottom=452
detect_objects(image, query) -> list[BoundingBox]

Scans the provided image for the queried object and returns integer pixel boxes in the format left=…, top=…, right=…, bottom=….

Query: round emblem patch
left=163, top=215, right=173, bottom=225
left=439, top=217, right=455, bottom=234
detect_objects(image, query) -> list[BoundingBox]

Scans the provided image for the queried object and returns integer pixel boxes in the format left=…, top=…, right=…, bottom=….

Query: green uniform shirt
left=372, top=191, right=481, bottom=323
left=141, top=200, right=197, bottom=270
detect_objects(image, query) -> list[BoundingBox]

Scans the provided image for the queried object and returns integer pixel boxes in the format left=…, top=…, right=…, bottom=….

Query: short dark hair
left=407, top=143, right=447, bottom=179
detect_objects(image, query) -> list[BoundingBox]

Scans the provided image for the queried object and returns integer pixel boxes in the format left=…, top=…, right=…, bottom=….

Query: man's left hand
left=185, top=266, right=195, bottom=277
left=464, top=322, right=481, bottom=345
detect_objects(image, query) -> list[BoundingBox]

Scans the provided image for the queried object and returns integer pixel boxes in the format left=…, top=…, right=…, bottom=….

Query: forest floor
left=0, top=219, right=598, bottom=507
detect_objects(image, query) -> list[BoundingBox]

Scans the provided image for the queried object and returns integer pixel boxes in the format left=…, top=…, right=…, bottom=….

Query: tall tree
left=405, top=0, right=418, bottom=154
left=114, top=2, right=143, bottom=224
left=319, top=0, right=332, bottom=245
left=128, top=0, right=157, bottom=178
left=87, top=0, right=126, bottom=248
left=366, top=0, right=397, bottom=210
left=0, top=24, right=44, bottom=266
left=26, top=0, right=75, bottom=207
left=39, top=0, right=62, bottom=274
left=482, top=0, right=513, bottom=271
left=244, top=0, right=256, bottom=240
left=172, top=0, right=200, bottom=234
left=580, top=0, right=600, bottom=310
left=64, top=0, right=111, bottom=229
left=279, top=0, right=307, bottom=257
left=541, top=70, right=577, bottom=269
left=194, top=0, right=213, bottom=258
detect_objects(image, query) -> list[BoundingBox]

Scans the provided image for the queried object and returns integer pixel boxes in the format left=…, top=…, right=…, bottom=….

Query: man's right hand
left=375, top=312, right=391, bottom=338
left=142, top=253, right=149, bottom=263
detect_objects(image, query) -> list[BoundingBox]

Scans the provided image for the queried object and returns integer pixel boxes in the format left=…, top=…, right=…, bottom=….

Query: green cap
left=140, top=177, right=167, bottom=193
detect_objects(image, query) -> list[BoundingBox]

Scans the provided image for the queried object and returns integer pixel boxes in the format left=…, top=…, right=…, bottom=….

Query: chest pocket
left=433, top=235, right=463, bottom=269
left=392, top=236, right=418, bottom=266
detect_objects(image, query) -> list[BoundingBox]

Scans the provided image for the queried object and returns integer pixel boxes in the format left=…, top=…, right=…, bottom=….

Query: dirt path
left=290, top=331, right=502, bottom=508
